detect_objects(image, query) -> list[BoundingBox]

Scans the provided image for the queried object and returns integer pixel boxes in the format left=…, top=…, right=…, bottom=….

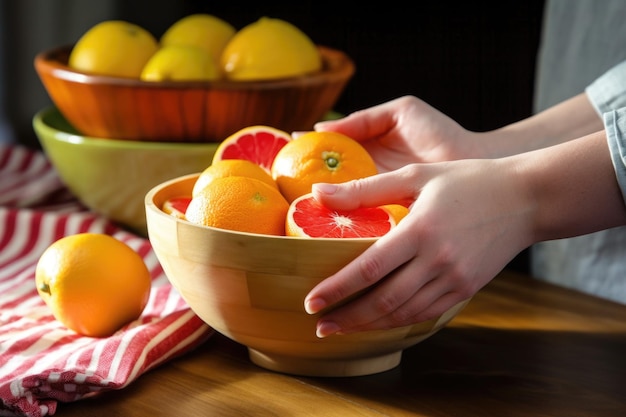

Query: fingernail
left=304, top=297, right=327, bottom=314
left=316, top=320, right=341, bottom=338
left=312, top=183, right=338, bottom=195
left=291, top=131, right=310, bottom=139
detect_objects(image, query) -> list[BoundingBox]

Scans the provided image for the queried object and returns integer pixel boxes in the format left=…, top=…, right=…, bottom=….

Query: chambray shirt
left=531, top=0, right=626, bottom=304
left=594, top=62, right=626, bottom=204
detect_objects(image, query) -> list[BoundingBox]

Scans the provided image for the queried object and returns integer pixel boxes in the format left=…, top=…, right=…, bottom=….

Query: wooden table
left=58, top=270, right=626, bottom=416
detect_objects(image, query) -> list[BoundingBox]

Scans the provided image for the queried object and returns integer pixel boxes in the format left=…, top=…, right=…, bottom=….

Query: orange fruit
left=162, top=196, right=192, bottom=219
left=286, top=194, right=395, bottom=238
left=35, top=233, right=152, bottom=337
left=381, top=204, right=410, bottom=224
left=212, top=125, right=292, bottom=174
left=271, top=131, right=378, bottom=203
left=185, top=176, right=289, bottom=236
left=192, top=159, right=277, bottom=197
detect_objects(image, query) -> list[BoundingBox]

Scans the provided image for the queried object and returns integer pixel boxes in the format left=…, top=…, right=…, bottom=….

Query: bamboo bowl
left=145, top=174, right=470, bottom=377
left=34, top=45, right=355, bottom=143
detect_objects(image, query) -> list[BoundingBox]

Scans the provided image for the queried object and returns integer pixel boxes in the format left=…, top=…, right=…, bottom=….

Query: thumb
left=311, top=169, right=417, bottom=210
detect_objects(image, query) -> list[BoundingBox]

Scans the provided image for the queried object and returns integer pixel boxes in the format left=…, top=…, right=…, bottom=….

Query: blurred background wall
left=0, top=0, right=545, bottom=270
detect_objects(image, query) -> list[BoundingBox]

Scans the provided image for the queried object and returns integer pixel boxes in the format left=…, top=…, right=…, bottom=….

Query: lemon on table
left=69, top=20, right=158, bottom=78
left=35, top=233, right=152, bottom=338
left=140, top=45, right=220, bottom=81
left=161, top=13, right=236, bottom=64
left=220, top=17, right=322, bottom=81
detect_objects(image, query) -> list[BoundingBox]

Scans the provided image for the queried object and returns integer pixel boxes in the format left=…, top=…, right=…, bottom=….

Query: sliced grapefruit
left=212, top=125, right=293, bottom=173
left=286, top=194, right=396, bottom=238
left=162, top=196, right=192, bottom=219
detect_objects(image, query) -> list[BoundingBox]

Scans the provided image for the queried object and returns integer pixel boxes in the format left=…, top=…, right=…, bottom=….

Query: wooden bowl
left=33, top=107, right=218, bottom=235
left=145, top=174, right=470, bottom=377
left=34, top=45, right=355, bottom=143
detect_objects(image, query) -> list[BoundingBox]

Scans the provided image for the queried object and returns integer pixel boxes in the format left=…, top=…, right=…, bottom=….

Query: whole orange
left=185, top=176, right=289, bottom=236
left=271, top=131, right=378, bottom=203
left=35, top=233, right=152, bottom=337
left=192, top=159, right=277, bottom=197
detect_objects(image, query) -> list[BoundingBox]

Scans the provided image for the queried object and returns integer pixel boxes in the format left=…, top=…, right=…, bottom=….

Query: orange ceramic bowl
left=145, top=174, right=471, bottom=377
left=34, top=45, right=354, bottom=143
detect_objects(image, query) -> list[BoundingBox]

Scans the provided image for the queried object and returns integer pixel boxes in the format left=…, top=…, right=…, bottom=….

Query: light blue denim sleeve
left=586, top=61, right=626, bottom=114
left=585, top=61, right=626, bottom=204
left=604, top=109, right=626, bottom=204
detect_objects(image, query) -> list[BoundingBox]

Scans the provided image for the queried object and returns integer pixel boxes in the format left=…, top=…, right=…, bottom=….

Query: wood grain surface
left=57, top=270, right=626, bottom=416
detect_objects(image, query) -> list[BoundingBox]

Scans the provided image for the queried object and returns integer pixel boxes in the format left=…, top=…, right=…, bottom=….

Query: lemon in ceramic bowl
left=33, top=107, right=218, bottom=235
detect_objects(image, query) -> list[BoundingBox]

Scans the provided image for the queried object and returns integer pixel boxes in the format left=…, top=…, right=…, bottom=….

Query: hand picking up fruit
left=161, top=126, right=410, bottom=238
left=69, top=14, right=322, bottom=82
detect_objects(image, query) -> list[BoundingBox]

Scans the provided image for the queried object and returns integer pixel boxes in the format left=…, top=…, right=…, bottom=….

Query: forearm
left=478, top=93, right=604, bottom=157
left=510, top=130, right=626, bottom=243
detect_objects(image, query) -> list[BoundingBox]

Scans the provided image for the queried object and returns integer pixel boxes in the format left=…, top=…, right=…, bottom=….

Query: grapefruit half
left=162, top=196, right=192, bottom=219
left=286, top=194, right=396, bottom=238
left=213, top=125, right=293, bottom=173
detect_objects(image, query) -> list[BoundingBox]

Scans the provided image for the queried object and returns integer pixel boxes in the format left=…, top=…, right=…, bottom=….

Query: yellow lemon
left=35, top=233, right=152, bottom=338
left=161, top=14, right=236, bottom=64
left=221, top=17, right=322, bottom=81
left=140, top=45, right=220, bottom=81
left=69, top=20, right=158, bottom=78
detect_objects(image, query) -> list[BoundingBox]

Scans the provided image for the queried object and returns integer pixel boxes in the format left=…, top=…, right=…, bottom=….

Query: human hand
left=314, top=95, right=483, bottom=172
left=304, top=158, right=534, bottom=337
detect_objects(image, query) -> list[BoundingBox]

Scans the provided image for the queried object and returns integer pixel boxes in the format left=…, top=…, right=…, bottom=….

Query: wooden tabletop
left=57, top=270, right=626, bottom=416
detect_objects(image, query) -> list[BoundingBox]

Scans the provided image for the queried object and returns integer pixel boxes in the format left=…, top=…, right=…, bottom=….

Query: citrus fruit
left=212, top=125, right=293, bottom=174
left=192, top=159, right=277, bottom=197
left=69, top=20, right=158, bottom=78
left=271, top=131, right=378, bottom=203
left=381, top=204, right=410, bottom=224
left=162, top=196, right=192, bottom=219
left=286, top=194, right=395, bottom=238
left=220, top=17, right=321, bottom=81
left=185, top=176, right=289, bottom=236
left=160, top=13, right=236, bottom=64
left=35, top=233, right=152, bottom=337
left=140, top=45, right=220, bottom=81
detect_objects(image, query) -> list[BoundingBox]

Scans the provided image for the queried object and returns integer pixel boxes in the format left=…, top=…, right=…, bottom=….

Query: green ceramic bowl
left=33, top=107, right=218, bottom=235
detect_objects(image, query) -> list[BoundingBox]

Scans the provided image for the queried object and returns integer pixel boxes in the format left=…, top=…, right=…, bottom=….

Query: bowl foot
left=248, top=349, right=402, bottom=377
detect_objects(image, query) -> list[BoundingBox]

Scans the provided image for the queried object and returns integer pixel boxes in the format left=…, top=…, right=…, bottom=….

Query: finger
left=336, top=275, right=467, bottom=334
left=312, top=165, right=420, bottom=211
left=343, top=291, right=468, bottom=334
left=313, top=96, right=408, bottom=142
left=313, top=253, right=437, bottom=335
left=304, top=223, right=418, bottom=318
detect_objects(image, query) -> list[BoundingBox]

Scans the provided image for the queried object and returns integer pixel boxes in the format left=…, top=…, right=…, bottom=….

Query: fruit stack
left=70, top=14, right=323, bottom=82
left=161, top=125, right=410, bottom=239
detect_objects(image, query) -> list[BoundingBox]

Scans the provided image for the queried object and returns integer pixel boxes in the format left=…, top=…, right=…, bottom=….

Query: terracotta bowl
left=34, top=45, right=355, bottom=143
left=33, top=107, right=218, bottom=235
left=145, top=174, right=470, bottom=377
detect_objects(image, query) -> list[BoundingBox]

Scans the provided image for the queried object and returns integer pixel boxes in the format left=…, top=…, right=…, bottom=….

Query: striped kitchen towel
left=0, top=145, right=214, bottom=417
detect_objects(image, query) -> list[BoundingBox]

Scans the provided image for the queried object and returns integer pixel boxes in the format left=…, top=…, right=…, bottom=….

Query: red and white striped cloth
left=0, top=145, right=214, bottom=417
